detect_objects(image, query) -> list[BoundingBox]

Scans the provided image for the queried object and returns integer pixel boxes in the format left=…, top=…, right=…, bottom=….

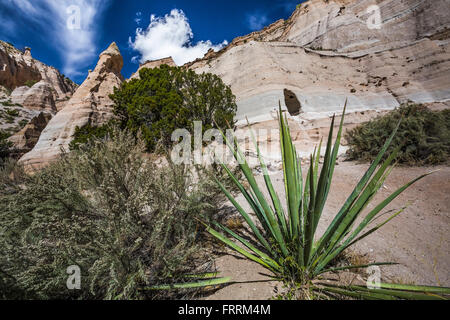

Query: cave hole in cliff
left=284, top=89, right=302, bottom=116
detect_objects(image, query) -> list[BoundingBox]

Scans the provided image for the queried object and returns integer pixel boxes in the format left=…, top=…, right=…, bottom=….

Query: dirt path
left=205, top=161, right=450, bottom=300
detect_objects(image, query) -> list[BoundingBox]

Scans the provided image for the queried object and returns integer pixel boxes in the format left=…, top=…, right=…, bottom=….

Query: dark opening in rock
left=284, top=89, right=301, bottom=116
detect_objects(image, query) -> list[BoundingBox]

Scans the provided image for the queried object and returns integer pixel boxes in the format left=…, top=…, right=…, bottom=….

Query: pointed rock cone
left=19, top=42, right=124, bottom=171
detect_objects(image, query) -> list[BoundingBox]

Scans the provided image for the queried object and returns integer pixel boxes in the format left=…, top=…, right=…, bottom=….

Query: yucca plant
left=206, top=103, right=450, bottom=300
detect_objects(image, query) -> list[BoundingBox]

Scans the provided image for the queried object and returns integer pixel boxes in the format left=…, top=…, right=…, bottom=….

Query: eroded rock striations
left=129, top=57, right=176, bottom=80
left=0, top=41, right=77, bottom=154
left=188, top=0, right=450, bottom=124
left=0, top=41, right=77, bottom=111
left=19, top=42, right=124, bottom=170
left=17, top=0, right=450, bottom=169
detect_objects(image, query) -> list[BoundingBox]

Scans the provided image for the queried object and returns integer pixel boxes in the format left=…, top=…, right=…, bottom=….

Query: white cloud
left=130, top=9, right=228, bottom=66
left=246, top=13, right=269, bottom=31
left=1, top=0, right=110, bottom=78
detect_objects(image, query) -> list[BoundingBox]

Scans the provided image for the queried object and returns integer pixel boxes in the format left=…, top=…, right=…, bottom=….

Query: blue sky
left=0, top=0, right=302, bottom=84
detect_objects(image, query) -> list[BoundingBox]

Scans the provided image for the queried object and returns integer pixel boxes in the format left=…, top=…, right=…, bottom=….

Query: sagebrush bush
left=345, top=103, right=450, bottom=165
left=0, top=129, right=228, bottom=300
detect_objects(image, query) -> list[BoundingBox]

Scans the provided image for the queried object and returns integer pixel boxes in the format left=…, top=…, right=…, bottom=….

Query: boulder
left=10, top=81, right=56, bottom=112
left=8, top=112, right=52, bottom=154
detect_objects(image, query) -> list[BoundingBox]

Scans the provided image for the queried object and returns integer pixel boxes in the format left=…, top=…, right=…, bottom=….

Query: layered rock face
left=188, top=0, right=450, bottom=124
left=16, top=0, right=450, bottom=169
left=1, top=41, right=77, bottom=154
left=8, top=112, right=52, bottom=155
left=0, top=41, right=77, bottom=108
left=129, top=57, right=176, bottom=80
left=19, top=42, right=124, bottom=170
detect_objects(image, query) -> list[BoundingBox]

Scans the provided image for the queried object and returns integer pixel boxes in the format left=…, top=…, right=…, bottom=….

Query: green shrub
left=110, top=65, right=237, bottom=152
left=0, top=129, right=227, bottom=299
left=1, top=100, right=14, bottom=107
left=0, top=130, right=12, bottom=162
left=19, top=119, right=29, bottom=128
left=346, top=104, right=450, bottom=165
left=24, top=80, right=38, bottom=88
left=69, top=122, right=114, bottom=150
left=5, top=109, right=20, bottom=117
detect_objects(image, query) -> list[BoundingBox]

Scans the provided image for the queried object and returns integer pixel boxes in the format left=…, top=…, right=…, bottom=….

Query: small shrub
left=5, top=109, right=20, bottom=117
left=346, top=103, right=450, bottom=165
left=19, top=119, right=29, bottom=128
left=110, top=65, right=237, bottom=152
left=0, top=130, right=13, bottom=162
left=24, top=80, right=38, bottom=88
left=0, top=129, right=228, bottom=299
left=1, top=100, right=15, bottom=107
left=69, top=122, right=114, bottom=150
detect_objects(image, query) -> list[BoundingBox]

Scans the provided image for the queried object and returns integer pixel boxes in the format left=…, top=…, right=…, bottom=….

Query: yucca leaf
left=205, top=224, right=276, bottom=270
left=247, top=117, right=289, bottom=238
left=377, top=283, right=450, bottom=295
left=303, top=157, right=316, bottom=265
left=315, top=169, right=434, bottom=275
left=279, top=107, right=301, bottom=240
left=314, top=120, right=402, bottom=257
left=317, top=262, right=398, bottom=275
left=329, top=284, right=448, bottom=300
left=147, top=277, right=231, bottom=290
left=215, top=176, right=273, bottom=253
left=214, top=222, right=281, bottom=271
left=317, top=284, right=397, bottom=300
left=312, top=114, right=335, bottom=235
left=318, top=147, right=401, bottom=259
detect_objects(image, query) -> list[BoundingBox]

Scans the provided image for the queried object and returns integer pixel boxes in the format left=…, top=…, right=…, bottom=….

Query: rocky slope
left=19, top=42, right=124, bottom=169
left=0, top=41, right=77, bottom=153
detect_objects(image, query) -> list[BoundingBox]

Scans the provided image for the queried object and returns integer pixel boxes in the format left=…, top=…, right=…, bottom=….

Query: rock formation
left=0, top=41, right=77, bottom=153
left=16, top=0, right=450, bottom=169
left=8, top=112, right=52, bottom=155
left=10, top=81, right=57, bottom=112
left=19, top=42, right=124, bottom=170
left=0, top=41, right=77, bottom=107
left=188, top=0, right=450, bottom=124
left=129, top=57, right=176, bottom=80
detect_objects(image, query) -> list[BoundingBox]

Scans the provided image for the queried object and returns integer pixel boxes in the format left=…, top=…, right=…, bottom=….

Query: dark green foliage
left=110, top=65, right=237, bottom=152
left=5, top=108, right=20, bottom=117
left=0, top=129, right=227, bottom=300
left=19, top=119, right=29, bottom=129
left=346, top=104, right=450, bottom=165
left=0, top=130, right=12, bottom=162
left=1, top=100, right=15, bottom=107
left=69, top=121, right=114, bottom=150
left=24, top=80, right=38, bottom=88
